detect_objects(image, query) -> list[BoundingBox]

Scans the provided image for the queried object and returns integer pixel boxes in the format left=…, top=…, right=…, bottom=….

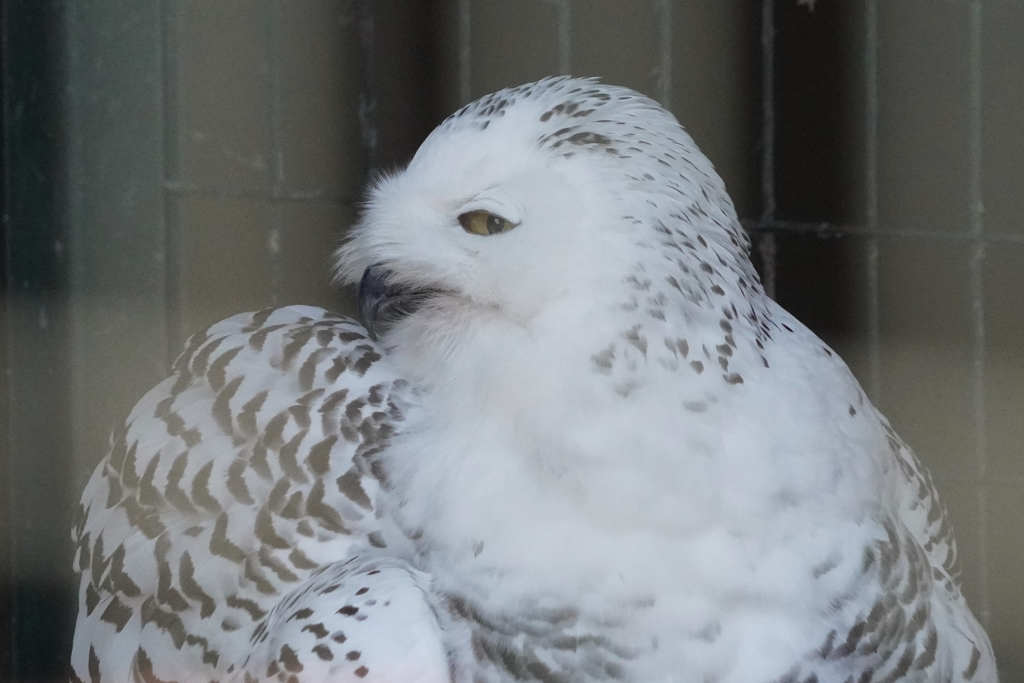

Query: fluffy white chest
left=381, top=312, right=887, bottom=681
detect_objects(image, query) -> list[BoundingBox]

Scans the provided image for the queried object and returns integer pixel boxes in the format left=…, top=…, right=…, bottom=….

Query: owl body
left=72, top=77, right=996, bottom=682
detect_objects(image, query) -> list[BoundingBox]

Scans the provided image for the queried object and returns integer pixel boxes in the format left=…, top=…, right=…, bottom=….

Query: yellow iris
left=458, top=210, right=518, bottom=236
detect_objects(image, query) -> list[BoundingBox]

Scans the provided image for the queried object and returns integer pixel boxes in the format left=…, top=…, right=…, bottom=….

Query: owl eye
left=458, top=210, right=518, bottom=236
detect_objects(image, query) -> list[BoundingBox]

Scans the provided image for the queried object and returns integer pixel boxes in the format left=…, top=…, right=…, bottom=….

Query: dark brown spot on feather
left=210, top=512, right=246, bottom=563
left=99, top=595, right=132, bottom=632
left=308, top=479, right=348, bottom=533
left=207, top=345, right=243, bottom=392
left=179, top=551, right=216, bottom=618
left=227, top=458, right=253, bottom=504
left=190, top=336, right=225, bottom=376
left=282, top=329, right=314, bottom=370
left=227, top=593, right=266, bottom=620
left=140, top=596, right=186, bottom=647
left=191, top=461, right=221, bottom=513
left=255, top=507, right=290, bottom=549
left=353, top=348, right=381, bottom=375
left=306, top=435, right=337, bottom=475
left=88, top=645, right=101, bottom=682
left=303, top=622, right=329, bottom=638
left=337, top=468, right=372, bottom=509
left=108, top=545, right=141, bottom=597
left=280, top=644, right=303, bottom=672
left=289, top=547, right=318, bottom=570
left=212, top=375, right=243, bottom=436
left=280, top=491, right=304, bottom=519
left=338, top=330, right=365, bottom=343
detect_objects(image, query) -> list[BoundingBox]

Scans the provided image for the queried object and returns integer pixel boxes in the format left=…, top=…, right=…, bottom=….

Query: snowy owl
left=71, top=76, right=997, bottom=682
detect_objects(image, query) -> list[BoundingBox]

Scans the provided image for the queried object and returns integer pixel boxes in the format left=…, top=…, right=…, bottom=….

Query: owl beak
left=358, top=264, right=437, bottom=340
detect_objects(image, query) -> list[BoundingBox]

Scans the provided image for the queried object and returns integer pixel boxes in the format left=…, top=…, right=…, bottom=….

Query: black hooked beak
left=357, top=264, right=438, bottom=340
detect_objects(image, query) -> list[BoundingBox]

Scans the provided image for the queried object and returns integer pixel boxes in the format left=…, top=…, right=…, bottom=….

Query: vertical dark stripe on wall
left=1, top=1, right=76, bottom=681
left=356, top=0, right=444, bottom=176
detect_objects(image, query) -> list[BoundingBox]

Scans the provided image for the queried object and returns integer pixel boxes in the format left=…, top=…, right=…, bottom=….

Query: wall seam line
left=757, top=0, right=777, bottom=299
left=864, top=0, right=880, bottom=401
left=966, top=0, right=990, bottom=628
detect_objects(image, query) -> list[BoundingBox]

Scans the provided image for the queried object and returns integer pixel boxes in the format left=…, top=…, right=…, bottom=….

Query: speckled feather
left=73, top=77, right=996, bottom=682
left=70, top=306, right=444, bottom=682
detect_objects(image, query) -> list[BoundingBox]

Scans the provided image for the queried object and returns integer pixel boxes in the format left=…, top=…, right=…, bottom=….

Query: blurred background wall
left=1, top=0, right=1020, bottom=679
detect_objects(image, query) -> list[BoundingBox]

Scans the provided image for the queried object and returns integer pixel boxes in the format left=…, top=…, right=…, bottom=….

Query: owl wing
left=774, top=419, right=997, bottom=683
left=70, top=306, right=445, bottom=682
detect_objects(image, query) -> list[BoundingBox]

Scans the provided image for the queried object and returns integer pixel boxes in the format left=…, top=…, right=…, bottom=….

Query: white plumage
left=72, top=77, right=997, bottom=682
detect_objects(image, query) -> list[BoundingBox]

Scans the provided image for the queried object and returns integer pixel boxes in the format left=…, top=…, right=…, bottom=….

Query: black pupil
left=486, top=214, right=504, bottom=233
